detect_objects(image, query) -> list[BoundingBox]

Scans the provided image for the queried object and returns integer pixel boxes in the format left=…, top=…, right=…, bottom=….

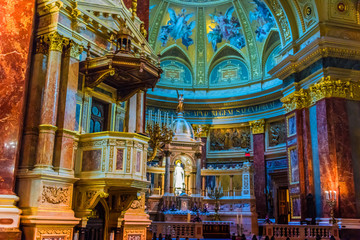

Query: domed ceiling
left=147, top=0, right=293, bottom=103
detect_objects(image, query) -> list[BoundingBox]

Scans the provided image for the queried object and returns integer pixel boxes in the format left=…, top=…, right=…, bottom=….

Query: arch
left=171, top=153, right=195, bottom=167
left=261, top=30, right=281, bottom=75
left=160, top=44, right=193, bottom=70
left=86, top=197, right=110, bottom=240
left=208, top=43, right=247, bottom=74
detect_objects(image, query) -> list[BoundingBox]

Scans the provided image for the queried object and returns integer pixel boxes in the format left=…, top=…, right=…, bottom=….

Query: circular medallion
left=337, top=2, right=346, bottom=12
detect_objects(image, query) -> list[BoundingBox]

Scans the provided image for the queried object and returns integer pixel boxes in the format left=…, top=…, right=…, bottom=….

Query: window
left=89, top=99, right=108, bottom=133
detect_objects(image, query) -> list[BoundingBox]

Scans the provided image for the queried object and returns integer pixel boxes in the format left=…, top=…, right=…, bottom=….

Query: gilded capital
left=281, top=88, right=309, bottom=113
left=47, top=32, right=66, bottom=52
left=65, top=41, right=83, bottom=60
left=308, top=76, right=360, bottom=104
left=35, top=36, right=48, bottom=55
left=249, top=119, right=265, bottom=134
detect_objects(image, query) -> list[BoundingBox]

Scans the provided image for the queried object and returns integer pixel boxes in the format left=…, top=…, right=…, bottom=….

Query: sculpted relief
left=268, top=120, right=286, bottom=147
left=209, top=127, right=251, bottom=151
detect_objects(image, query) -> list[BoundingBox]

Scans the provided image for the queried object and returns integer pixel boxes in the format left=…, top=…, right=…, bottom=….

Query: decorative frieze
left=249, top=119, right=265, bottom=134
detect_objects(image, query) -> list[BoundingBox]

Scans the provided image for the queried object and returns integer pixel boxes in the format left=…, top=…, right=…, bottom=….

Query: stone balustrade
left=263, top=224, right=340, bottom=239
left=75, top=131, right=149, bottom=187
left=150, top=221, right=203, bottom=239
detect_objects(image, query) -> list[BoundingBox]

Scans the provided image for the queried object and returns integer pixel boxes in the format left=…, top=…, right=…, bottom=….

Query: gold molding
left=281, top=77, right=360, bottom=113
left=249, top=119, right=265, bottom=134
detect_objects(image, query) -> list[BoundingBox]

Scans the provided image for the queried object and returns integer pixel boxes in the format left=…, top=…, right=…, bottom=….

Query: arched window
left=89, top=99, right=108, bottom=133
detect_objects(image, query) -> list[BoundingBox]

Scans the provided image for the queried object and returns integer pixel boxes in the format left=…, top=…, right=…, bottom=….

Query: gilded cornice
left=249, top=119, right=265, bottom=134
left=281, top=77, right=360, bottom=113
left=37, top=0, right=63, bottom=16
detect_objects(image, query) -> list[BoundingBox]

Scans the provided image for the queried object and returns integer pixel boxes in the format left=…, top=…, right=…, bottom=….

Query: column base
left=0, top=195, right=21, bottom=229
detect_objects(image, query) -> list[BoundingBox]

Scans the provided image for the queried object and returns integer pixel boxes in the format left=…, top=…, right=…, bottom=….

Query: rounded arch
left=171, top=153, right=195, bottom=168
left=261, top=30, right=281, bottom=76
left=208, top=43, right=248, bottom=74
left=160, top=44, right=193, bottom=70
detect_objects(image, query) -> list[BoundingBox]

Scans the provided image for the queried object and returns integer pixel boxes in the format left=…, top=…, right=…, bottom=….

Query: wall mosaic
left=210, top=59, right=248, bottom=86
left=209, top=127, right=251, bottom=151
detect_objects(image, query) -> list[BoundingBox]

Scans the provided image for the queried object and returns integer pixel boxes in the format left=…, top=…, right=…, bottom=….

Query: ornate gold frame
left=287, top=145, right=299, bottom=185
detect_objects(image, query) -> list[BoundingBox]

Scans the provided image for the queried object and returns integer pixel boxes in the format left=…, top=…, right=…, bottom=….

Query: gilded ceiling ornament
left=249, top=119, right=265, bottom=134
left=267, top=0, right=291, bottom=42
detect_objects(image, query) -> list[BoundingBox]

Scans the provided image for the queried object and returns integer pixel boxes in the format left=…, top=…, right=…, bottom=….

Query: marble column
left=316, top=98, right=357, bottom=218
left=195, top=152, right=202, bottom=195
left=164, top=150, right=171, bottom=195
left=249, top=119, right=266, bottom=218
left=161, top=173, right=165, bottom=195
left=20, top=37, right=47, bottom=170
left=202, top=176, right=206, bottom=196
left=186, top=175, right=190, bottom=194
left=53, top=41, right=82, bottom=173
left=229, top=175, right=234, bottom=196
left=136, top=91, right=145, bottom=133
left=0, top=0, right=35, bottom=236
left=34, top=32, right=65, bottom=170
left=125, top=94, right=137, bottom=133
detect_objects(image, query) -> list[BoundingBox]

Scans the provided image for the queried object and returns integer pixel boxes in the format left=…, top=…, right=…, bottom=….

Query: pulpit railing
left=150, top=222, right=202, bottom=239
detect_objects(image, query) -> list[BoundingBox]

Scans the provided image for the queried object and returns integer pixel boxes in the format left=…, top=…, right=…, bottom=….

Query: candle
left=240, top=214, right=243, bottom=225
left=329, top=191, right=332, bottom=200
left=187, top=212, right=191, bottom=222
left=334, top=191, right=337, bottom=200
left=325, top=191, right=329, bottom=200
left=236, top=214, right=239, bottom=225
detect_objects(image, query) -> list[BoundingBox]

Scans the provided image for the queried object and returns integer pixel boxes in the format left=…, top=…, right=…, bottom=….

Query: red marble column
left=0, top=0, right=35, bottom=236
left=0, top=0, right=35, bottom=194
left=20, top=37, right=47, bottom=170
left=253, top=133, right=266, bottom=218
left=53, top=42, right=81, bottom=172
left=316, top=98, right=357, bottom=218
left=34, top=32, right=64, bottom=169
left=136, top=91, right=144, bottom=133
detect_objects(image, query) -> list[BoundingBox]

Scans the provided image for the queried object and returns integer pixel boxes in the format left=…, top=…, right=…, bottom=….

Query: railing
left=150, top=222, right=203, bottom=239
left=264, top=224, right=340, bottom=239
left=75, top=132, right=149, bottom=185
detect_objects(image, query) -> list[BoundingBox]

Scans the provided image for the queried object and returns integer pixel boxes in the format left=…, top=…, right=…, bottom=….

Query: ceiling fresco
left=148, top=0, right=317, bottom=100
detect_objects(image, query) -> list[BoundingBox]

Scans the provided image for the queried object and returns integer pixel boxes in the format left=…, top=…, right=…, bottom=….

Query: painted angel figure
left=158, top=8, right=196, bottom=49
left=176, top=90, right=184, bottom=113
left=249, top=0, right=276, bottom=42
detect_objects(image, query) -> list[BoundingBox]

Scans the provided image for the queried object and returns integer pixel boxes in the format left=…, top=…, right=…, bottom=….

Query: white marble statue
left=174, top=162, right=185, bottom=194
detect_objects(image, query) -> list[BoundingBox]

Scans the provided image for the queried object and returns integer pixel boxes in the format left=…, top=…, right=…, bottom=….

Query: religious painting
left=158, top=8, right=195, bottom=49
left=82, top=149, right=102, bottom=171
left=290, top=195, right=301, bottom=219
left=287, top=113, right=296, bottom=137
left=159, top=60, right=192, bottom=86
left=288, top=146, right=299, bottom=184
left=249, top=0, right=276, bottom=42
left=268, top=120, right=286, bottom=147
left=209, top=59, right=249, bottom=86
left=209, top=126, right=251, bottom=151
left=136, top=151, right=141, bottom=173
left=207, top=6, right=246, bottom=52
left=116, top=148, right=124, bottom=170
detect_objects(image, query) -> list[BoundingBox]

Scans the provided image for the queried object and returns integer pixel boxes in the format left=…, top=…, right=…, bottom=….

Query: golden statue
left=176, top=90, right=184, bottom=113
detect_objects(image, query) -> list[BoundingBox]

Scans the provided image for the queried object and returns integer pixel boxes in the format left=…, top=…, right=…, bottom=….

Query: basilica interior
left=1, top=0, right=360, bottom=239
